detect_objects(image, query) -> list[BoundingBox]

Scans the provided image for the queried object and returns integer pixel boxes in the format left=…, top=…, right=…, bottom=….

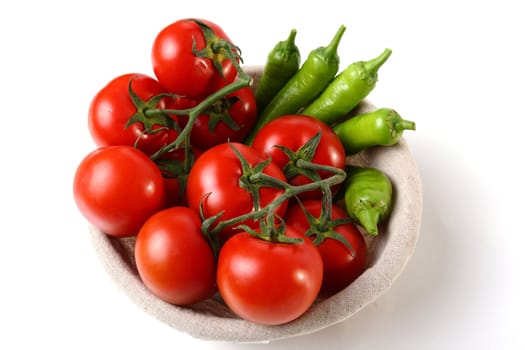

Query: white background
left=1, top=1, right=523, bottom=349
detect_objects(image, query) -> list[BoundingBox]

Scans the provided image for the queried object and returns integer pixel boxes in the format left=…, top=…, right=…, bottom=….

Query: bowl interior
left=90, top=65, right=423, bottom=343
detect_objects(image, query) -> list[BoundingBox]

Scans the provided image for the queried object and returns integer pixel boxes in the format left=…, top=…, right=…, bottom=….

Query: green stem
left=149, top=71, right=252, bottom=160
left=182, top=127, right=192, bottom=175
left=395, top=119, right=416, bottom=132
left=284, top=28, right=298, bottom=50
left=323, top=25, right=346, bottom=59
left=295, top=158, right=345, bottom=174
left=364, top=48, right=392, bottom=74
left=205, top=165, right=346, bottom=237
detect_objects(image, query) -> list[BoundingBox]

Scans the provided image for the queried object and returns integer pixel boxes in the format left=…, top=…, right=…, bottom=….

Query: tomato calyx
left=227, top=143, right=287, bottom=212
left=191, top=19, right=243, bottom=78
left=124, top=76, right=180, bottom=136
left=274, top=131, right=325, bottom=182
left=297, top=185, right=356, bottom=255
left=204, top=95, right=241, bottom=132
left=240, top=219, right=303, bottom=244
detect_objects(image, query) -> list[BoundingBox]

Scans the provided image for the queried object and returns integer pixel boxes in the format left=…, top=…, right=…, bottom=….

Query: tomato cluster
left=73, top=18, right=368, bottom=326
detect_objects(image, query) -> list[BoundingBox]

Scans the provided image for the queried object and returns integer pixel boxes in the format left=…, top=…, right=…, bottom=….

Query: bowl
left=89, top=65, right=423, bottom=343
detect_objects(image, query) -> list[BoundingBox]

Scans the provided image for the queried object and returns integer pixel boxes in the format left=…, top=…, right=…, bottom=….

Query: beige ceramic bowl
left=90, top=65, right=423, bottom=343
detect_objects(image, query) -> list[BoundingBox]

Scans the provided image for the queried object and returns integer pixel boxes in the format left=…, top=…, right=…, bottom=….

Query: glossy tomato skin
left=251, top=115, right=346, bottom=199
left=163, top=176, right=184, bottom=207
left=186, top=142, right=288, bottom=239
left=135, top=206, right=216, bottom=305
left=217, top=227, right=323, bottom=325
left=151, top=18, right=238, bottom=99
left=285, top=200, right=368, bottom=296
left=73, top=145, right=166, bottom=237
left=88, top=73, right=179, bottom=156
left=189, top=86, right=257, bottom=149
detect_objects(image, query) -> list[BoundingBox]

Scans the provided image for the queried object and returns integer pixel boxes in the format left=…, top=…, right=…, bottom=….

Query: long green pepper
left=245, top=25, right=346, bottom=144
left=255, top=29, right=301, bottom=113
left=301, top=48, right=392, bottom=124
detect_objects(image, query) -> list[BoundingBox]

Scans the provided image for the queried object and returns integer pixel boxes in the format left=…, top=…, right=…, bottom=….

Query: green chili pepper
left=333, top=108, right=416, bottom=155
left=255, top=29, right=301, bottom=113
left=245, top=25, right=346, bottom=144
left=301, top=48, right=392, bottom=124
left=344, top=166, right=392, bottom=236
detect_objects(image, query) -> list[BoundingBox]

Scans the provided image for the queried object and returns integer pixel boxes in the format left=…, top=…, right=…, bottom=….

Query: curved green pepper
left=333, top=108, right=416, bottom=154
left=255, top=29, right=301, bottom=113
left=301, top=48, right=392, bottom=124
left=245, top=25, right=346, bottom=144
left=344, top=166, right=392, bottom=236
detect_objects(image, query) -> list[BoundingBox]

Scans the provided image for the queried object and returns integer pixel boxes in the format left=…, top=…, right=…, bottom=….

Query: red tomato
left=151, top=18, right=239, bottom=99
left=73, top=146, right=166, bottom=237
left=217, top=227, right=323, bottom=325
left=186, top=142, right=288, bottom=239
left=88, top=73, right=179, bottom=156
left=251, top=115, right=346, bottom=199
left=163, top=176, right=184, bottom=207
left=285, top=200, right=368, bottom=296
left=135, top=206, right=216, bottom=305
left=188, top=86, right=257, bottom=149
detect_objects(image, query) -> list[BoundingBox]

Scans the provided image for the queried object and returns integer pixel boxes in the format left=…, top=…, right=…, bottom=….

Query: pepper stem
left=395, top=119, right=416, bottom=132
left=321, top=25, right=346, bottom=59
left=364, top=48, right=392, bottom=74
left=284, top=28, right=298, bottom=49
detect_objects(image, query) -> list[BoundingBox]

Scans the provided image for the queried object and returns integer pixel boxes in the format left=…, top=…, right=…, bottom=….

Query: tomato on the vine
left=151, top=18, right=240, bottom=99
left=217, top=227, right=323, bottom=325
left=88, top=73, right=180, bottom=156
left=186, top=86, right=257, bottom=149
left=186, top=142, right=288, bottom=239
left=251, top=114, right=346, bottom=199
left=73, top=145, right=166, bottom=237
left=135, top=206, right=216, bottom=305
left=285, top=200, right=368, bottom=296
